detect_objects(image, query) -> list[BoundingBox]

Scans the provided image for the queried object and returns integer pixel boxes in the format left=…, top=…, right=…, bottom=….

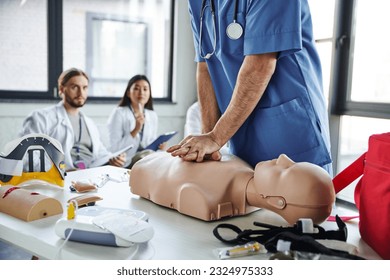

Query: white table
left=0, top=166, right=381, bottom=260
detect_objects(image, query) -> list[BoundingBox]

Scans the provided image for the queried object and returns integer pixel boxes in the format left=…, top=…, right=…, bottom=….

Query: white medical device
left=55, top=206, right=154, bottom=247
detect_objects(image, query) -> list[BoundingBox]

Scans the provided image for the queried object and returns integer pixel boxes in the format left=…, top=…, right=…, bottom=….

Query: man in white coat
left=20, top=68, right=126, bottom=171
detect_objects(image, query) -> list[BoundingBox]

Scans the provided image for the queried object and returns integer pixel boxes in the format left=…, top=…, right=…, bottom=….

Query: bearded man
left=20, top=68, right=125, bottom=171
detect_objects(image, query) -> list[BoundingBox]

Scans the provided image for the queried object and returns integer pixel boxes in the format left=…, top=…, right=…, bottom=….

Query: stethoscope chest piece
left=226, top=21, right=243, bottom=40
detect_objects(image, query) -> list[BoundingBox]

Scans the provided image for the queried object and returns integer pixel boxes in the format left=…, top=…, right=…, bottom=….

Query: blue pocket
left=238, top=97, right=329, bottom=166
left=220, top=12, right=245, bottom=56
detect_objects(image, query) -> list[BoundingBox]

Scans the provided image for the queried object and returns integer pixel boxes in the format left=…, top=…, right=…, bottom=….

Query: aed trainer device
left=55, top=206, right=154, bottom=247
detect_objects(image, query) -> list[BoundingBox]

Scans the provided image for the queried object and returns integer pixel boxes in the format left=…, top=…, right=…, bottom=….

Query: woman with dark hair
left=107, top=75, right=164, bottom=168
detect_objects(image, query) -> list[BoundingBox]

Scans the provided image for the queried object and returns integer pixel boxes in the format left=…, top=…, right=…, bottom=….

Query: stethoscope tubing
left=199, top=0, right=242, bottom=59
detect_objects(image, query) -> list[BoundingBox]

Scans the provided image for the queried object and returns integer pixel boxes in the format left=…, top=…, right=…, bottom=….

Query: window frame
left=329, top=0, right=390, bottom=204
left=0, top=0, right=62, bottom=101
left=85, top=12, right=150, bottom=98
left=330, top=0, right=390, bottom=119
left=0, top=0, right=175, bottom=103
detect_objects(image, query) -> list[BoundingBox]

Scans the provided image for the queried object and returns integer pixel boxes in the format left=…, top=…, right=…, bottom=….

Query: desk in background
left=0, top=166, right=381, bottom=260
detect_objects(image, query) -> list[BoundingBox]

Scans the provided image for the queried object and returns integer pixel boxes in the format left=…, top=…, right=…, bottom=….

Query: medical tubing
left=233, top=0, right=238, bottom=21
left=54, top=200, right=79, bottom=259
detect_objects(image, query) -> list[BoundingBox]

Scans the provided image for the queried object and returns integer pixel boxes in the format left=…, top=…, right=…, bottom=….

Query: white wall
left=0, top=1, right=197, bottom=151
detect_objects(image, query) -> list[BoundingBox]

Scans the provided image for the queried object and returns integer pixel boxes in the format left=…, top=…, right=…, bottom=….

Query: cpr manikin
left=129, top=152, right=335, bottom=224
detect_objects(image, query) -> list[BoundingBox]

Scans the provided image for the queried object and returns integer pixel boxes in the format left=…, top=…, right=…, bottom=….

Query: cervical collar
left=0, top=134, right=66, bottom=187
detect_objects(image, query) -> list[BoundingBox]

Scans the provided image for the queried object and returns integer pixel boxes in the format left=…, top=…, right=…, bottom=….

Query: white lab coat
left=184, top=102, right=230, bottom=155
left=184, top=102, right=201, bottom=137
left=107, top=106, right=158, bottom=167
left=20, top=101, right=111, bottom=170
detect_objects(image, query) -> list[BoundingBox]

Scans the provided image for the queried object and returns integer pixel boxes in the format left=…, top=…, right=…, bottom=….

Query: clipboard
left=145, top=131, right=178, bottom=151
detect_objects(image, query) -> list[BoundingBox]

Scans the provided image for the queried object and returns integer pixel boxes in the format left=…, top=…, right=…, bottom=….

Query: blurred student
left=107, top=74, right=166, bottom=168
left=20, top=68, right=126, bottom=171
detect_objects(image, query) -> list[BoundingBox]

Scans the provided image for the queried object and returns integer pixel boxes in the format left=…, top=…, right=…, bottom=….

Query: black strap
left=212, top=223, right=248, bottom=245
left=213, top=215, right=347, bottom=245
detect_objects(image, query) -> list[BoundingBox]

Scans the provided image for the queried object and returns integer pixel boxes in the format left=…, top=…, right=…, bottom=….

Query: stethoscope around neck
left=199, top=0, right=243, bottom=60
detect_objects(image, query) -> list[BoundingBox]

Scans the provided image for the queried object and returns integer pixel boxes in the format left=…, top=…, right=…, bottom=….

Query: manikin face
left=60, top=75, right=88, bottom=109
left=254, top=154, right=334, bottom=206
left=252, top=154, right=334, bottom=224
left=254, top=154, right=296, bottom=190
left=127, top=79, right=150, bottom=108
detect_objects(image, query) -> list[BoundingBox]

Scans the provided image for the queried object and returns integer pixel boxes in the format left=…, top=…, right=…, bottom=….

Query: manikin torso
left=130, top=152, right=335, bottom=224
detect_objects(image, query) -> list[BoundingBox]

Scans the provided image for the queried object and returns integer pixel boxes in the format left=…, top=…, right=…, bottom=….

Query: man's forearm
left=196, top=62, right=220, bottom=133
left=211, top=53, right=277, bottom=147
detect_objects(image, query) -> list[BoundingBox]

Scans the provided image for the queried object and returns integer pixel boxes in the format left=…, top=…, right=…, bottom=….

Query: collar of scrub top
left=199, top=0, right=243, bottom=60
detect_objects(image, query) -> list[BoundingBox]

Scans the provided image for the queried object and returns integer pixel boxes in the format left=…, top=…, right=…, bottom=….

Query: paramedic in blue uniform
left=168, top=0, right=332, bottom=174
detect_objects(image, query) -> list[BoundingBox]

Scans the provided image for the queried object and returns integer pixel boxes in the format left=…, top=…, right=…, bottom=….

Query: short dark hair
left=118, top=74, right=154, bottom=110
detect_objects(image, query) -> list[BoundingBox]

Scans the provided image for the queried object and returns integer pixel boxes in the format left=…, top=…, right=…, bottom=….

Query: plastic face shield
left=0, top=134, right=66, bottom=187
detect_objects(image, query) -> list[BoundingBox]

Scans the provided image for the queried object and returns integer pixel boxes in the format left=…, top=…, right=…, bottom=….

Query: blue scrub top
left=188, top=0, right=332, bottom=170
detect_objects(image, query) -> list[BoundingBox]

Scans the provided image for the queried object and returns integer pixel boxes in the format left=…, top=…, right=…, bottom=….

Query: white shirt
left=107, top=106, right=158, bottom=167
left=20, top=101, right=112, bottom=170
left=184, top=102, right=230, bottom=154
left=184, top=102, right=201, bottom=137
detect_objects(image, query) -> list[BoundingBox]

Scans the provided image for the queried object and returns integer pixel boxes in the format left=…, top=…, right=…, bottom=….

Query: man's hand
left=167, top=133, right=222, bottom=162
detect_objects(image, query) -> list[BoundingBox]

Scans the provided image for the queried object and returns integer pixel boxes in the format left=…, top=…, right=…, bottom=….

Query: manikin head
left=249, top=154, right=335, bottom=224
